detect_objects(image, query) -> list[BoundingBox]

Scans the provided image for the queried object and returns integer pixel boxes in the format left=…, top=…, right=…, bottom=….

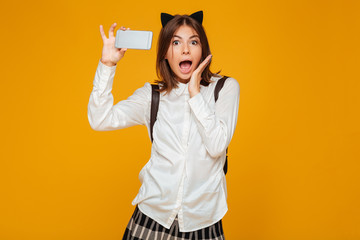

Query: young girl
left=88, top=10, right=240, bottom=240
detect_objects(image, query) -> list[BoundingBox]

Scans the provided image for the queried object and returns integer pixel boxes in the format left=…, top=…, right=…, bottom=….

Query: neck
left=176, top=78, right=190, bottom=84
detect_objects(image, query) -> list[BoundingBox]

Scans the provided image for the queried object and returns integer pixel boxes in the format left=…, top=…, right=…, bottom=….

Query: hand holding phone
left=115, top=30, right=153, bottom=50
left=99, top=23, right=130, bottom=67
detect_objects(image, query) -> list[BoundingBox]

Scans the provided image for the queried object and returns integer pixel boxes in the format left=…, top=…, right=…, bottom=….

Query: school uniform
left=88, top=60, right=240, bottom=239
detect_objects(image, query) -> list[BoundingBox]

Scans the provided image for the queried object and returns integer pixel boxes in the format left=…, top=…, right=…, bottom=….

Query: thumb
left=119, top=48, right=127, bottom=54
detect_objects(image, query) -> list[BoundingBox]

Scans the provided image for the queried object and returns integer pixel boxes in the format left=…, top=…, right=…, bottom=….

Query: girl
left=88, top=10, right=240, bottom=240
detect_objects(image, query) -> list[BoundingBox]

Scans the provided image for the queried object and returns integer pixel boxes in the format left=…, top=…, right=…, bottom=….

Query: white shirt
left=88, top=60, right=240, bottom=232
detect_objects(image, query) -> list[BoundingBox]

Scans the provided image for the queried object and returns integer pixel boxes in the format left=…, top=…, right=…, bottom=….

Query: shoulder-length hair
left=155, top=14, right=220, bottom=94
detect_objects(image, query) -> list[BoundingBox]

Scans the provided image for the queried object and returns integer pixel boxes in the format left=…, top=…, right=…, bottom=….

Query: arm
left=87, top=23, right=151, bottom=130
left=87, top=60, right=151, bottom=131
left=188, top=78, right=240, bottom=157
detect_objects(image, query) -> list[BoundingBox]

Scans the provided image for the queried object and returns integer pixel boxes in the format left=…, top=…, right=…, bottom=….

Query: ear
left=189, top=10, right=203, bottom=25
left=161, top=13, right=175, bottom=27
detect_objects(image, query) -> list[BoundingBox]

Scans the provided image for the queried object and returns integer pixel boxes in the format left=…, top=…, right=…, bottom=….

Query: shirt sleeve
left=87, top=59, right=151, bottom=131
left=188, top=77, right=240, bottom=157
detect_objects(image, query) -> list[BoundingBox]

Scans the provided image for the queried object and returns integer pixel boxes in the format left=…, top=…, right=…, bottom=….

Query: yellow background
left=1, top=0, right=359, bottom=239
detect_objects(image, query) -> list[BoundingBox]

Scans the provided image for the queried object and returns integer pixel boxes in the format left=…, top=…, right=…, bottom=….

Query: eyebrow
left=173, top=35, right=200, bottom=39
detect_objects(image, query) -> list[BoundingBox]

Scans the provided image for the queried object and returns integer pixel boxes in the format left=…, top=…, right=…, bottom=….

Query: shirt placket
left=167, top=92, right=191, bottom=229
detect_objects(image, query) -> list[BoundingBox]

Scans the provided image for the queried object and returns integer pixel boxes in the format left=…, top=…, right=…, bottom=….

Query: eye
left=191, top=40, right=199, bottom=45
left=172, top=40, right=180, bottom=45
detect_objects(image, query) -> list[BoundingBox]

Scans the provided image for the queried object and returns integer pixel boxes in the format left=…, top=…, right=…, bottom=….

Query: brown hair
left=155, top=14, right=220, bottom=93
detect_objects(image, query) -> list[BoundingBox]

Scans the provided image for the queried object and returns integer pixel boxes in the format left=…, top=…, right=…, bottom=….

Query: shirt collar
left=171, top=75, right=220, bottom=96
left=173, top=81, right=188, bottom=96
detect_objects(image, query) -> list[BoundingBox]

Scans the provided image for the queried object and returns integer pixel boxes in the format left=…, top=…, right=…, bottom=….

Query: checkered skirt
left=122, top=206, right=225, bottom=240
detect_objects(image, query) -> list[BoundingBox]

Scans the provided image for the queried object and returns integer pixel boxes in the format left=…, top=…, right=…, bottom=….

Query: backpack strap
left=150, top=84, right=160, bottom=142
left=214, top=76, right=229, bottom=102
left=214, top=76, right=229, bottom=175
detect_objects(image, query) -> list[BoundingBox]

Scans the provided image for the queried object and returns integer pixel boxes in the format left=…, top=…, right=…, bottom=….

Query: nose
left=182, top=45, right=190, bottom=54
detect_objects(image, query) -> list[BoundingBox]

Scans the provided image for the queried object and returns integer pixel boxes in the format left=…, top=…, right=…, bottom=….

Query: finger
left=109, top=22, right=117, bottom=38
left=119, top=26, right=128, bottom=33
left=118, top=48, right=128, bottom=58
left=99, top=25, right=107, bottom=40
left=196, top=54, right=212, bottom=73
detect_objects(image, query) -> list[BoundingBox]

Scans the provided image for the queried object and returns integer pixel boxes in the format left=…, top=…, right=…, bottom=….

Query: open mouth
left=179, top=60, right=192, bottom=74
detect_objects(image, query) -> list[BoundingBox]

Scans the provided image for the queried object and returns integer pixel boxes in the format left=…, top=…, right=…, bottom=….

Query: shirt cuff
left=98, top=59, right=117, bottom=75
left=188, top=92, right=213, bottom=129
left=94, top=59, right=117, bottom=93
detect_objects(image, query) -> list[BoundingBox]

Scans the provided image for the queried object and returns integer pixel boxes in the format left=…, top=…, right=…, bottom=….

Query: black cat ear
left=189, top=10, right=203, bottom=25
left=161, top=12, right=175, bottom=28
left=161, top=11, right=203, bottom=27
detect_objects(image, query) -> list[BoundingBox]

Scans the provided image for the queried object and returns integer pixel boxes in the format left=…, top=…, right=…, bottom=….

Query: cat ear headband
left=161, top=10, right=203, bottom=28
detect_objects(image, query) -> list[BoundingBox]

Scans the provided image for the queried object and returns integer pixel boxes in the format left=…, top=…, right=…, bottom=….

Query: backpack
left=150, top=76, right=229, bottom=175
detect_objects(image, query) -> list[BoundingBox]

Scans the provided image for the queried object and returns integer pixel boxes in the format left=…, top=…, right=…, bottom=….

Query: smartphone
left=115, top=30, right=153, bottom=50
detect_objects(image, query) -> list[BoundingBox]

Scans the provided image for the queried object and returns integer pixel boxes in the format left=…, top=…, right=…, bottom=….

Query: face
left=165, top=25, right=202, bottom=83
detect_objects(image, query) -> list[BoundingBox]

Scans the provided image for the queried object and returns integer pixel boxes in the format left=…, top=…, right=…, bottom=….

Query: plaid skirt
left=122, top=206, right=225, bottom=240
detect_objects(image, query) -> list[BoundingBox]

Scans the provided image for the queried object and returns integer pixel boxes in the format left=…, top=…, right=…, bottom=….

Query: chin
left=176, top=73, right=192, bottom=83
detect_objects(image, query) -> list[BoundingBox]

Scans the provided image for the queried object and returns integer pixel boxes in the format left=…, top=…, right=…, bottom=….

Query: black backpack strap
left=214, top=76, right=229, bottom=102
left=214, top=76, right=229, bottom=175
left=150, top=84, right=160, bottom=143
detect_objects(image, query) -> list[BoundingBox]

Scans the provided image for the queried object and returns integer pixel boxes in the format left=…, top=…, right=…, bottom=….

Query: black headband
left=161, top=10, right=203, bottom=28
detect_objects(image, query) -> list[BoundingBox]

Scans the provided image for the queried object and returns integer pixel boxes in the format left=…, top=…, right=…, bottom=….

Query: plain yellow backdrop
left=1, top=0, right=359, bottom=239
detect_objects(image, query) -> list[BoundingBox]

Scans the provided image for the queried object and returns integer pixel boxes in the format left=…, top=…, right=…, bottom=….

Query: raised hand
left=188, top=54, right=212, bottom=98
left=99, top=23, right=130, bottom=67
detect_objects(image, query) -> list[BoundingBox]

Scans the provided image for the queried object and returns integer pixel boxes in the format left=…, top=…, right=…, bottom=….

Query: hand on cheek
left=188, top=54, right=212, bottom=98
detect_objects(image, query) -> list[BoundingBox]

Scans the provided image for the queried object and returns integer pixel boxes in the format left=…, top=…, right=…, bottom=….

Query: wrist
left=189, top=89, right=200, bottom=98
left=188, top=82, right=200, bottom=98
left=100, top=58, right=116, bottom=67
